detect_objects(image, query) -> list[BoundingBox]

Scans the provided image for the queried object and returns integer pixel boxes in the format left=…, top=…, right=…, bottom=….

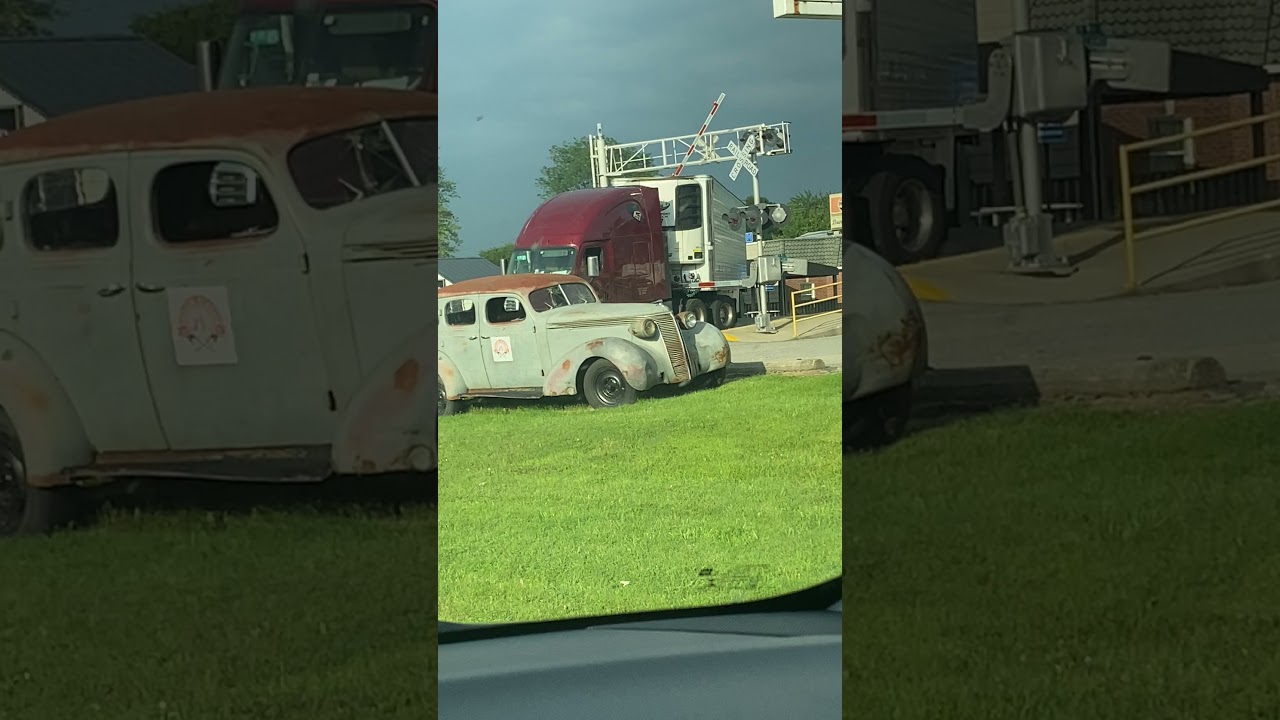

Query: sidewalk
left=899, top=210, right=1280, bottom=305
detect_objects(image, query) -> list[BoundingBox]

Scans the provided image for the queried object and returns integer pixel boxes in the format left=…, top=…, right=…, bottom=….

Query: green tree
left=783, top=190, right=834, bottom=237
left=0, top=0, right=60, bottom=37
left=130, top=0, right=237, bottom=64
left=479, top=243, right=514, bottom=269
left=535, top=136, right=659, bottom=200
left=439, top=165, right=461, bottom=258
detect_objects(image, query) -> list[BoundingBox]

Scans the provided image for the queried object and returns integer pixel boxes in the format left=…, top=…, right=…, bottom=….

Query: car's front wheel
left=844, top=382, right=913, bottom=452
left=583, top=360, right=638, bottom=409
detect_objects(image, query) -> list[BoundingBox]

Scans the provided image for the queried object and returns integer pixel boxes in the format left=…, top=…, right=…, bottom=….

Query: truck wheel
left=438, top=376, right=465, bottom=416
left=710, top=297, right=737, bottom=329
left=862, top=160, right=946, bottom=265
left=683, top=298, right=710, bottom=324
left=0, top=430, right=79, bottom=536
left=583, top=360, right=637, bottom=409
left=845, top=382, right=913, bottom=452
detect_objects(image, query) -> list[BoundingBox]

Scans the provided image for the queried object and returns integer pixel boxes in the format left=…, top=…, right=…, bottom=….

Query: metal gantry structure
left=588, top=119, right=792, bottom=204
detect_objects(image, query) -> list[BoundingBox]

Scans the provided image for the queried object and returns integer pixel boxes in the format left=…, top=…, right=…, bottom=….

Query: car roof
left=0, top=87, right=437, bottom=165
left=439, top=274, right=591, bottom=298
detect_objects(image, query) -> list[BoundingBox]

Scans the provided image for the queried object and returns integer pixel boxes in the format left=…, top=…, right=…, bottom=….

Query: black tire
left=697, top=367, right=728, bottom=391
left=438, top=376, right=465, bottom=416
left=710, top=297, right=737, bottom=329
left=1, top=429, right=80, bottom=536
left=582, top=360, right=638, bottom=409
left=683, top=297, right=710, bottom=324
left=844, top=382, right=914, bottom=452
left=861, top=158, right=946, bottom=265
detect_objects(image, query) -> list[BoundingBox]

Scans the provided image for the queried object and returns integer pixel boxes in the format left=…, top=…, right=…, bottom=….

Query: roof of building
left=439, top=273, right=588, bottom=299
left=1026, top=0, right=1280, bottom=66
left=0, top=86, right=437, bottom=164
left=439, top=257, right=503, bottom=283
left=0, top=35, right=197, bottom=118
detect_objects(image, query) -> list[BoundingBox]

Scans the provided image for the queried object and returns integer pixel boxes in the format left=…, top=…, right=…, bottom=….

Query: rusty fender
left=0, top=332, right=93, bottom=488
left=333, top=327, right=436, bottom=475
left=682, top=323, right=731, bottom=379
left=846, top=243, right=928, bottom=402
left=437, top=352, right=467, bottom=400
left=545, top=337, right=661, bottom=396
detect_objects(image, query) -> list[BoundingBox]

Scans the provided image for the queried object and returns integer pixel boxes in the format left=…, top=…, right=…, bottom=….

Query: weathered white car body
left=0, top=87, right=437, bottom=534
left=438, top=275, right=730, bottom=412
left=845, top=242, right=928, bottom=446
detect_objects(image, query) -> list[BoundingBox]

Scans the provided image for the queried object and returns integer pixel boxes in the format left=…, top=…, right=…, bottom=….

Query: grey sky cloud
left=440, top=0, right=840, bottom=256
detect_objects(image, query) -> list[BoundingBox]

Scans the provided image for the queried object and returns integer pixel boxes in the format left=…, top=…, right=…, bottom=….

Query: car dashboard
left=439, top=582, right=841, bottom=719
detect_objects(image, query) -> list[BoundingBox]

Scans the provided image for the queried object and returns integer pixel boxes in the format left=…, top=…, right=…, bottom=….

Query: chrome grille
left=652, top=313, right=691, bottom=382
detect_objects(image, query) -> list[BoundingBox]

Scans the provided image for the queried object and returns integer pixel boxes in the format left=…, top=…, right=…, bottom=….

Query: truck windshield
left=288, top=117, right=436, bottom=210
left=509, top=248, right=577, bottom=275
left=528, top=283, right=597, bottom=311
left=219, top=5, right=435, bottom=90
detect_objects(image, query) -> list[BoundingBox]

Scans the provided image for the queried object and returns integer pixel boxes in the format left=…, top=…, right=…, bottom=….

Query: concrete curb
left=728, top=358, right=841, bottom=377
left=1143, top=253, right=1280, bottom=295
left=917, top=356, right=1230, bottom=409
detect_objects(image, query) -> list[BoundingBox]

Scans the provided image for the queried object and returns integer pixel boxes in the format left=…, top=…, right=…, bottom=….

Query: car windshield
left=509, top=247, right=576, bottom=274
left=219, top=6, right=435, bottom=90
left=528, top=282, right=598, bottom=311
left=288, top=118, right=436, bottom=210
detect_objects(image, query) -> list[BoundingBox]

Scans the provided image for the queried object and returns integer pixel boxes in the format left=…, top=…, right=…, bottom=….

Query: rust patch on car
left=710, top=345, right=728, bottom=365
left=586, top=339, right=604, bottom=352
left=394, top=359, right=420, bottom=392
left=23, top=387, right=48, bottom=412
left=876, top=311, right=922, bottom=368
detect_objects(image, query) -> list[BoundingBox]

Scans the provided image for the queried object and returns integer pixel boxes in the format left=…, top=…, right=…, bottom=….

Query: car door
left=128, top=150, right=332, bottom=451
left=440, top=297, right=490, bottom=390
left=0, top=155, right=166, bottom=451
left=478, top=294, right=543, bottom=391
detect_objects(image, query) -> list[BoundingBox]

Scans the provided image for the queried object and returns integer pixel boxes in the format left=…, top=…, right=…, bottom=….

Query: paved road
left=730, top=280, right=1280, bottom=382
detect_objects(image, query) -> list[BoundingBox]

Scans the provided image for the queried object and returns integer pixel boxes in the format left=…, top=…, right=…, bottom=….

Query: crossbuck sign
left=726, top=133, right=759, bottom=181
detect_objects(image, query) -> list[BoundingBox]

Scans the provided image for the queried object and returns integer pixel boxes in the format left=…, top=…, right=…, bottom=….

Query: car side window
left=24, top=167, right=118, bottom=251
left=444, top=298, right=476, bottom=326
left=153, top=160, right=279, bottom=244
left=485, top=296, right=526, bottom=324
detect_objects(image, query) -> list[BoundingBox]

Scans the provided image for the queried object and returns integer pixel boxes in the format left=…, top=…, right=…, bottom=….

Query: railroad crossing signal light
left=757, top=202, right=790, bottom=232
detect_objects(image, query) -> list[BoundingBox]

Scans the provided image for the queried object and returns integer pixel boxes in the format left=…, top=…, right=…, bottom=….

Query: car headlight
left=630, top=318, right=659, bottom=339
left=677, top=311, right=697, bottom=329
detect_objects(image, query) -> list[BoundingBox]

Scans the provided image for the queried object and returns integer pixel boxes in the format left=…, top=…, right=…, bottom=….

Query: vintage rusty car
left=438, top=275, right=730, bottom=413
left=0, top=87, right=437, bottom=535
left=845, top=241, right=929, bottom=449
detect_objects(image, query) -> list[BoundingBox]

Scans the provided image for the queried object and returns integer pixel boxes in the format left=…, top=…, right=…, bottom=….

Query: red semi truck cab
left=510, top=186, right=671, bottom=306
left=511, top=176, right=751, bottom=330
left=214, top=0, right=437, bottom=92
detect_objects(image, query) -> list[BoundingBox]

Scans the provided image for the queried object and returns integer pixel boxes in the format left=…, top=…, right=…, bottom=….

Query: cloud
left=440, top=0, right=841, bottom=253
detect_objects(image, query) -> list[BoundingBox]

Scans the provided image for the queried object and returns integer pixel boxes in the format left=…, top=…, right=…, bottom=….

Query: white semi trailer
left=778, top=0, right=1173, bottom=271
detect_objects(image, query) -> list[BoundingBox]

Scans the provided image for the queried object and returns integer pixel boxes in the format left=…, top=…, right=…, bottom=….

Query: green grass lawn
left=846, top=401, right=1280, bottom=718
left=438, top=373, right=842, bottom=624
left=2, top=505, right=436, bottom=720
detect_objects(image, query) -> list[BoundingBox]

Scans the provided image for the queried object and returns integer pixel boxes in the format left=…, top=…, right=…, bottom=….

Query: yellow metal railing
left=1119, top=110, right=1280, bottom=290
left=790, top=278, right=842, bottom=338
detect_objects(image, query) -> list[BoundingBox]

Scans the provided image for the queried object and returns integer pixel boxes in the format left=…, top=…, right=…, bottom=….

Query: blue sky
left=439, top=1, right=840, bottom=257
